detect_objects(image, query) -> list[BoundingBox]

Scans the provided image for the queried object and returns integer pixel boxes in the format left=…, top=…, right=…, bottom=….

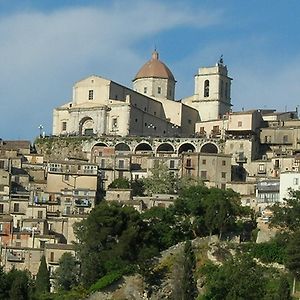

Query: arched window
left=220, top=80, right=224, bottom=98
left=225, top=82, right=228, bottom=98
left=204, top=80, right=209, bottom=97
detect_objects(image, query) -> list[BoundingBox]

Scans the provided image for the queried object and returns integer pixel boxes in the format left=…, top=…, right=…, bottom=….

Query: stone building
left=53, top=51, right=233, bottom=138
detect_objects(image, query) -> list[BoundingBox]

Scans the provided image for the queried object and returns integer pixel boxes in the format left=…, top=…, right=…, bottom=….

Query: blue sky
left=0, top=0, right=299, bottom=140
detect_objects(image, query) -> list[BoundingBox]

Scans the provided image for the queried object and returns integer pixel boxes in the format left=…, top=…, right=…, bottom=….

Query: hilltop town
left=0, top=51, right=299, bottom=297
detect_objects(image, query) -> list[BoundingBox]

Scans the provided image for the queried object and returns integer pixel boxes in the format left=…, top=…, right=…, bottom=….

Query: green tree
left=35, top=255, right=50, bottom=295
left=270, top=190, right=300, bottom=231
left=182, top=240, right=197, bottom=300
left=74, top=202, right=144, bottom=286
left=54, top=252, right=79, bottom=291
left=143, top=162, right=178, bottom=195
left=131, top=179, right=145, bottom=196
left=203, top=188, right=241, bottom=238
left=286, top=230, right=300, bottom=278
left=201, top=255, right=266, bottom=300
left=108, top=177, right=130, bottom=189
left=0, top=267, right=9, bottom=299
left=277, top=275, right=291, bottom=300
left=8, top=270, right=30, bottom=300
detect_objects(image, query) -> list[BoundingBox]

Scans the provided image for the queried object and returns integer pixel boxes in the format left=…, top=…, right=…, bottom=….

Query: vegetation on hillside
left=3, top=184, right=300, bottom=299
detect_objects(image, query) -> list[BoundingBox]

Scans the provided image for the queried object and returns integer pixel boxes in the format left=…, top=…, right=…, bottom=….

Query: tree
left=174, top=185, right=246, bottom=238
left=182, top=240, right=197, bottom=300
left=131, top=179, right=145, bottom=196
left=108, top=177, right=130, bottom=189
left=74, top=202, right=144, bottom=286
left=270, top=190, right=300, bottom=231
left=203, top=188, right=241, bottom=238
left=286, top=230, right=300, bottom=278
left=277, top=275, right=292, bottom=300
left=54, top=252, right=79, bottom=291
left=201, top=255, right=266, bottom=300
left=8, top=270, right=30, bottom=300
left=143, top=162, right=178, bottom=195
left=0, top=267, right=9, bottom=299
left=35, top=255, right=50, bottom=295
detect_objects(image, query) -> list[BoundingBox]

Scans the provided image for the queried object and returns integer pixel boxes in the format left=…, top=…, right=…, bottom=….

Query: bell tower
left=193, top=57, right=232, bottom=121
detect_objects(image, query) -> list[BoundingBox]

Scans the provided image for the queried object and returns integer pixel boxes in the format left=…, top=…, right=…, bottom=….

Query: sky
left=0, top=0, right=300, bottom=140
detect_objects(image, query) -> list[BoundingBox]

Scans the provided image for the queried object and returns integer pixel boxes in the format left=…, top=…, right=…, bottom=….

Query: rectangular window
left=222, top=160, right=226, bottom=166
left=112, top=118, right=118, bottom=129
left=144, top=87, right=147, bottom=94
left=0, top=161, right=4, bottom=169
left=294, top=178, right=299, bottom=185
left=283, top=135, right=288, bottom=143
left=100, top=159, right=105, bottom=168
left=259, top=164, right=265, bottom=171
left=0, top=185, right=4, bottom=192
left=0, top=204, right=3, bottom=214
left=201, top=171, right=207, bottom=179
left=169, top=160, right=175, bottom=169
left=186, top=158, right=191, bottom=167
left=65, top=206, right=71, bottom=215
left=64, top=174, right=69, bottom=181
left=202, top=159, right=206, bottom=165
left=118, top=160, right=124, bottom=169
left=38, top=211, right=43, bottom=219
left=13, top=203, right=19, bottom=213
left=50, top=252, right=54, bottom=262
left=118, top=171, right=124, bottom=178
left=88, top=90, right=94, bottom=100
left=212, top=125, right=220, bottom=133
left=221, top=172, right=226, bottom=178
left=238, top=121, right=242, bottom=127
left=157, top=87, right=161, bottom=94
left=62, top=122, right=67, bottom=131
left=200, top=127, right=205, bottom=134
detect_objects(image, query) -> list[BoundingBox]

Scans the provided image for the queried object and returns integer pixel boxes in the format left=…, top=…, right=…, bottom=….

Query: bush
left=248, top=240, right=285, bottom=264
left=88, top=270, right=123, bottom=292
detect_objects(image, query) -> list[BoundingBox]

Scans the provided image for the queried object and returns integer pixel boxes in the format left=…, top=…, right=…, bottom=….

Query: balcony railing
left=74, top=199, right=91, bottom=207
left=7, top=252, right=25, bottom=262
left=235, top=155, right=247, bottom=163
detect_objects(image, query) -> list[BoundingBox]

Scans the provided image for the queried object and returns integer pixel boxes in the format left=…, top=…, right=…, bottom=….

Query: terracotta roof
left=134, top=51, right=175, bottom=81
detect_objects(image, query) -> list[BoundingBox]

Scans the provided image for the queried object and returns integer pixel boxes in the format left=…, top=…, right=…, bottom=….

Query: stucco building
left=53, top=52, right=233, bottom=138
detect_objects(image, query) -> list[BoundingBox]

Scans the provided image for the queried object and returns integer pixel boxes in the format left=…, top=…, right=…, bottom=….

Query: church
left=52, top=51, right=232, bottom=138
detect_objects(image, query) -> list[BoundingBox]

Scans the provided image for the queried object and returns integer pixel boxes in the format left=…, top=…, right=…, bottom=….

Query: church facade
left=52, top=51, right=232, bottom=138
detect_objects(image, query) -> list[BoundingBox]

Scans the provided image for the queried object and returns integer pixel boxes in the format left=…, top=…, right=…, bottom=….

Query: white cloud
left=0, top=1, right=221, bottom=139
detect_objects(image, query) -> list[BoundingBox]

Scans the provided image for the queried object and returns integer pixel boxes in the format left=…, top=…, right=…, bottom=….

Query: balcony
left=235, top=154, right=247, bottom=163
left=257, top=169, right=266, bottom=174
left=74, top=199, right=91, bottom=207
left=7, top=251, right=25, bottom=262
left=47, top=211, right=60, bottom=217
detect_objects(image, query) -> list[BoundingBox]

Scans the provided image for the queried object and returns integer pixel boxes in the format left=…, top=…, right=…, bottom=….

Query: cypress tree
left=182, top=240, right=197, bottom=300
left=35, top=255, right=50, bottom=295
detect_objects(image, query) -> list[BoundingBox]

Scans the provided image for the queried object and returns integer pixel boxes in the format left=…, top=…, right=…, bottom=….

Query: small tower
left=132, top=50, right=176, bottom=100
left=193, top=57, right=232, bottom=121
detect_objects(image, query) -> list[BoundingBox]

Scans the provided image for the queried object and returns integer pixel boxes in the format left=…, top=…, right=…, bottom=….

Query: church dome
left=134, top=51, right=175, bottom=81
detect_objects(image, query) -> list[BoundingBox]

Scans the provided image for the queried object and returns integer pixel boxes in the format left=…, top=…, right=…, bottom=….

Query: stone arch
left=115, top=142, right=131, bottom=152
left=79, top=117, right=94, bottom=136
left=134, top=142, right=153, bottom=153
left=91, top=142, right=109, bottom=163
left=178, top=142, right=196, bottom=154
left=200, top=142, right=218, bottom=154
left=156, top=142, right=175, bottom=154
